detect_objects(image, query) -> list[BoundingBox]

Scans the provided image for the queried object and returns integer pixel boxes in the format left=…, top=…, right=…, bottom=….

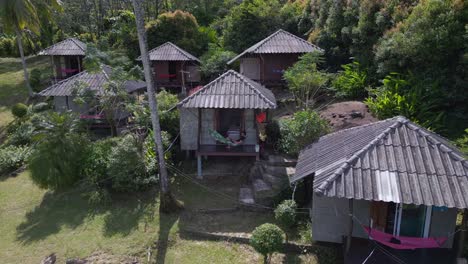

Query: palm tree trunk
left=131, top=0, right=181, bottom=213
left=15, top=28, right=33, bottom=97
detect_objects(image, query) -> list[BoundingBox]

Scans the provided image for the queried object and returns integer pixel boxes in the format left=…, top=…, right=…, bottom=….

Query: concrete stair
left=239, top=187, right=255, bottom=204
left=238, top=154, right=298, bottom=206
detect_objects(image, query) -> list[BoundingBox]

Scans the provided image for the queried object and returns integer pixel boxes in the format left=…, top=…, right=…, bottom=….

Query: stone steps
left=239, top=187, right=255, bottom=204
left=241, top=154, right=297, bottom=206
left=266, top=155, right=297, bottom=167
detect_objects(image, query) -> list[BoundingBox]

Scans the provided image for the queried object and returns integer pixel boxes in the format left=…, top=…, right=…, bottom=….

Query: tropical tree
left=131, top=0, right=182, bottom=213
left=146, top=10, right=208, bottom=56
left=0, top=0, right=62, bottom=97
left=222, top=0, right=282, bottom=53
left=283, top=52, right=329, bottom=109
left=28, top=112, right=89, bottom=190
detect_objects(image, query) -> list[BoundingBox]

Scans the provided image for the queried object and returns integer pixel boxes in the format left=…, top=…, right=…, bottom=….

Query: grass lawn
left=0, top=56, right=50, bottom=128
left=0, top=171, right=328, bottom=264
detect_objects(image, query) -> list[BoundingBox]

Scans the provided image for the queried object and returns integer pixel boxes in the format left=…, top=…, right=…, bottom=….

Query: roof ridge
left=39, top=38, right=86, bottom=55
left=315, top=117, right=468, bottom=194
left=228, top=29, right=322, bottom=64
left=272, top=29, right=323, bottom=52
left=316, top=118, right=403, bottom=194
left=403, top=120, right=468, bottom=167
left=165, top=42, right=200, bottom=62
left=69, top=38, right=86, bottom=52
left=39, top=70, right=88, bottom=96
left=177, top=70, right=233, bottom=106
left=300, top=116, right=401, bottom=153
left=139, top=41, right=200, bottom=62
left=177, top=70, right=275, bottom=108
left=230, top=70, right=276, bottom=108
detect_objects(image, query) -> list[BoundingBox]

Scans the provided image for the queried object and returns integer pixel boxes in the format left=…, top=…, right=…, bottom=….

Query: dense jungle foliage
left=1, top=0, right=466, bottom=139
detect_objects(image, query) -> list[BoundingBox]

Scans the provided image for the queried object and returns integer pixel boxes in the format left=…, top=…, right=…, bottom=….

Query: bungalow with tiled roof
left=227, top=29, right=323, bottom=87
left=292, top=116, right=468, bottom=263
left=38, top=38, right=87, bottom=81
left=137, top=42, right=201, bottom=93
left=177, top=70, right=277, bottom=178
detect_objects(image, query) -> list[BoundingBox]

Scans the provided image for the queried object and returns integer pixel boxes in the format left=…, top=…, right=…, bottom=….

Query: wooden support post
left=457, top=209, right=467, bottom=258
left=346, top=199, right=354, bottom=254
left=51, top=55, right=57, bottom=83
left=197, top=155, right=202, bottom=179
left=77, top=56, right=82, bottom=72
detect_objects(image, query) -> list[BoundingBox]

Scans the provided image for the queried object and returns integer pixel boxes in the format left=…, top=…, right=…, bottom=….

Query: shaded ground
left=319, top=101, right=378, bottom=131
left=345, top=238, right=456, bottom=264
left=0, top=170, right=336, bottom=263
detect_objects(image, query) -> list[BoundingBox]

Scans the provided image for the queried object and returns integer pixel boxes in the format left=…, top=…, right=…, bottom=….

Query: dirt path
left=319, top=101, right=378, bottom=131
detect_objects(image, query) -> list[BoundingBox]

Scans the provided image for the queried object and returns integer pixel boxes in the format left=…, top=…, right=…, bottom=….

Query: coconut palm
left=131, top=0, right=181, bottom=212
left=0, top=0, right=62, bottom=97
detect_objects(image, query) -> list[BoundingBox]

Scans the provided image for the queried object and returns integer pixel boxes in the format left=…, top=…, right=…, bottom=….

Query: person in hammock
left=227, top=131, right=246, bottom=146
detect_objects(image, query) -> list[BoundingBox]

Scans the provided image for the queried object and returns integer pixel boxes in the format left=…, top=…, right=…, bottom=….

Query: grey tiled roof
left=38, top=38, right=86, bottom=56
left=123, top=80, right=146, bottom=93
left=228, top=29, right=323, bottom=64
left=292, top=116, right=468, bottom=209
left=137, top=42, right=200, bottom=62
left=39, top=66, right=112, bottom=96
left=178, top=70, right=276, bottom=109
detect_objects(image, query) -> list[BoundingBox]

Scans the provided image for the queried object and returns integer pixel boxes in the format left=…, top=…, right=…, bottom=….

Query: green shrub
left=0, top=145, right=31, bottom=175
left=28, top=112, right=89, bottom=190
left=6, top=122, right=34, bottom=146
left=82, top=137, right=118, bottom=189
left=284, top=52, right=329, bottom=109
left=11, top=103, right=28, bottom=119
left=274, top=200, right=297, bottom=228
left=298, top=221, right=313, bottom=244
left=278, top=110, right=330, bottom=155
left=30, top=68, right=43, bottom=92
left=455, top=129, right=468, bottom=156
left=157, top=90, right=180, bottom=137
left=265, top=120, right=281, bottom=149
left=32, top=102, right=50, bottom=113
left=365, top=74, right=446, bottom=131
left=250, top=223, right=284, bottom=263
left=332, top=62, right=369, bottom=99
left=200, top=44, right=236, bottom=80
left=107, top=134, right=157, bottom=192
left=0, top=37, right=15, bottom=57
left=144, top=130, right=172, bottom=176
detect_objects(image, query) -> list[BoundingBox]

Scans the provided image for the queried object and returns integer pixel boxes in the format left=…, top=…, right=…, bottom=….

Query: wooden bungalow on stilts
left=177, top=70, right=277, bottom=179
left=39, top=65, right=145, bottom=135
left=227, top=29, right=323, bottom=88
left=291, top=116, right=468, bottom=263
left=38, top=38, right=86, bottom=82
left=137, top=42, right=201, bottom=95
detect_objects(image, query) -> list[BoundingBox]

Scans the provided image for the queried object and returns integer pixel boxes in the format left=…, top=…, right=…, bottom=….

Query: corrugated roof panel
left=178, top=70, right=276, bottom=109
left=138, top=42, right=200, bottom=62
left=228, top=29, right=323, bottom=64
left=39, top=66, right=114, bottom=96
left=293, top=116, right=468, bottom=209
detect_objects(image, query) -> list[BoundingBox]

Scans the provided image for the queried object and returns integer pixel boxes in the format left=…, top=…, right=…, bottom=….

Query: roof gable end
left=228, top=29, right=323, bottom=64
left=38, top=38, right=87, bottom=56
left=137, top=42, right=200, bottom=62
left=178, top=70, right=276, bottom=109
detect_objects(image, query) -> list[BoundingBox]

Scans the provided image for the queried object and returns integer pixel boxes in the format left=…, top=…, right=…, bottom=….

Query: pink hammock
left=364, top=226, right=447, bottom=250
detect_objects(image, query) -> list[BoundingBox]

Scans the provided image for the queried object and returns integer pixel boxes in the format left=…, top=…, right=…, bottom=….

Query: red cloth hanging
left=256, top=112, right=267, bottom=123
